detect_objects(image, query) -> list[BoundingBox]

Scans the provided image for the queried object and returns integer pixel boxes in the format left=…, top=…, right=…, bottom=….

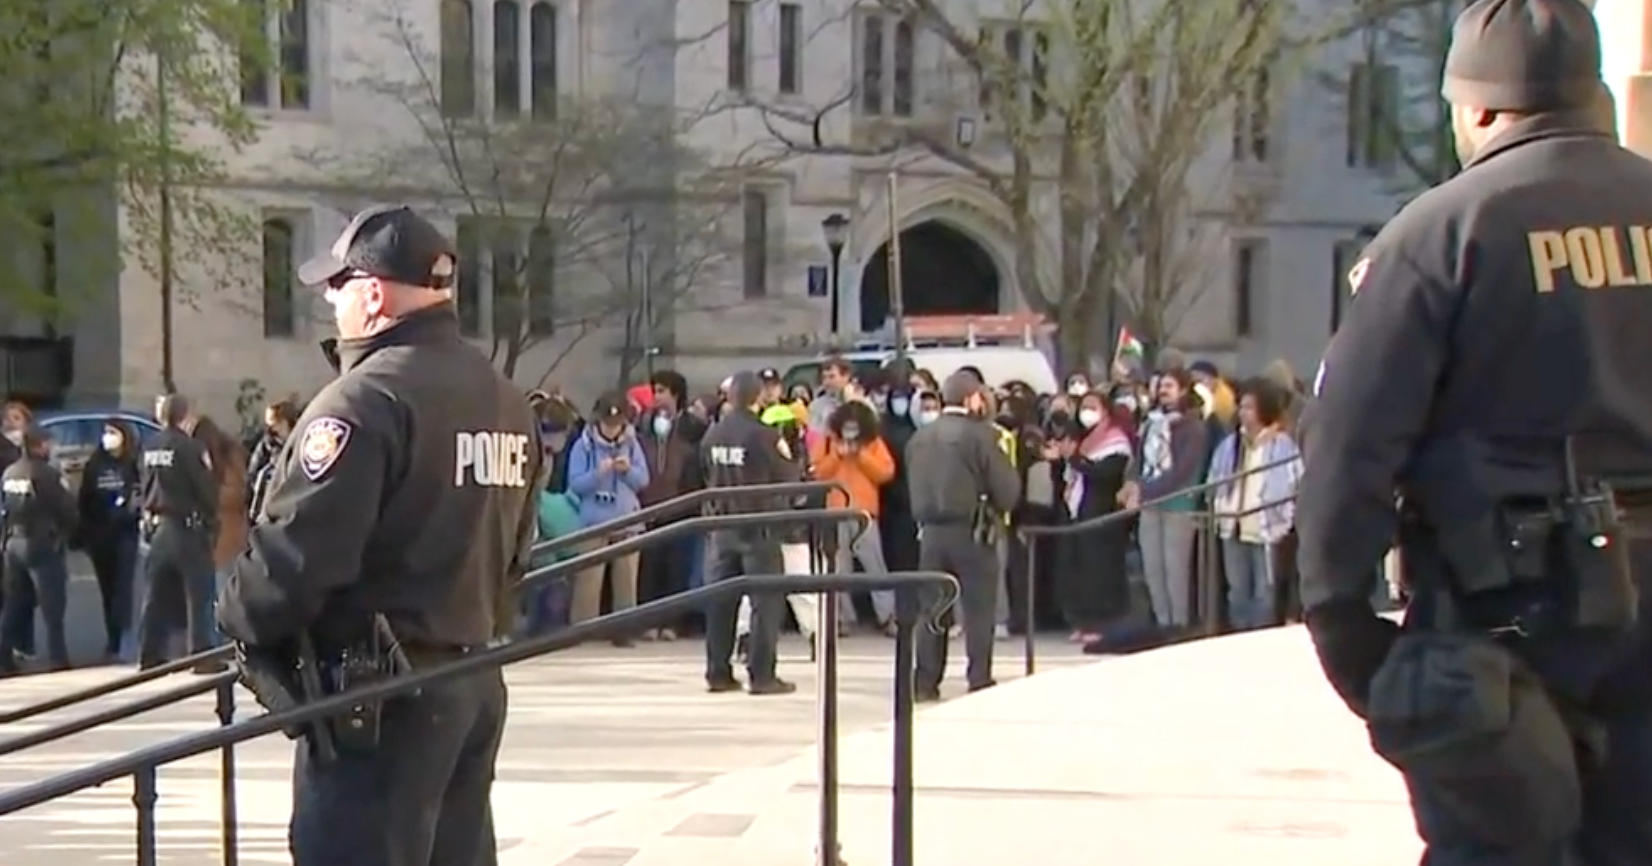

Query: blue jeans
left=1221, top=538, right=1274, bottom=630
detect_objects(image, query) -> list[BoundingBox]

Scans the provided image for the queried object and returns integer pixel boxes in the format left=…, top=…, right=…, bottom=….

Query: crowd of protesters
left=518, top=347, right=1316, bottom=653
left=0, top=343, right=1317, bottom=675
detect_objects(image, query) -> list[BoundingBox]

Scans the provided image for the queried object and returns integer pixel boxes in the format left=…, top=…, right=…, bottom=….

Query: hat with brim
left=299, top=205, right=458, bottom=290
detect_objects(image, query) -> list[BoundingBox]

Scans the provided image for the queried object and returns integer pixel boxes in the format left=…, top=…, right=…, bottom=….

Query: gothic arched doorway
left=859, top=220, right=1001, bottom=333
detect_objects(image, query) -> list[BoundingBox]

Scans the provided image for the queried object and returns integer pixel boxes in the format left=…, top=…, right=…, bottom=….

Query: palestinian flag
left=1113, top=327, right=1144, bottom=363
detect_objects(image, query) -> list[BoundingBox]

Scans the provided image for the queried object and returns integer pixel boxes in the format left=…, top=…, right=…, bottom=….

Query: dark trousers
left=88, top=531, right=139, bottom=657
left=1403, top=624, right=1652, bottom=866
left=915, top=525, right=998, bottom=693
left=703, top=531, right=784, bottom=683
left=137, top=521, right=217, bottom=665
left=0, top=553, right=35, bottom=658
left=0, top=537, right=69, bottom=667
left=289, top=667, right=506, bottom=866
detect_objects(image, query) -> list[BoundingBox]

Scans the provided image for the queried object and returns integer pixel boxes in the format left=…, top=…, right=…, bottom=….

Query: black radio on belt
left=322, top=614, right=415, bottom=754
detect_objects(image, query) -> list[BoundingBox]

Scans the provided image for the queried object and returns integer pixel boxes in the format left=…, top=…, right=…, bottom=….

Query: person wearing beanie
left=698, top=370, right=801, bottom=696
left=902, top=371, right=1021, bottom=701
left=1297, top=1, right=1652, bottom=862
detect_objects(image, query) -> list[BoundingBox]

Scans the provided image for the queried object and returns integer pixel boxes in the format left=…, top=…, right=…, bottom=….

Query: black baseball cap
left=298, top=205, right=458, bottom=289
left=592, top=393, right=628, bottom=422
left=758, top=367, right=781, bottom=383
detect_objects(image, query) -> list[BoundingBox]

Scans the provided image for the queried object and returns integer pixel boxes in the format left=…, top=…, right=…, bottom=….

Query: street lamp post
left=821, top=213, right=849, bottom=340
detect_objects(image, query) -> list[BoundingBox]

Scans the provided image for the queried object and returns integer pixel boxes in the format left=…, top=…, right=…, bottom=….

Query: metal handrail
left=1012, top=453, right=1301, bottom=673
left=0, top=481, right=846, bottom=728
left=0, top=508, right=863, bottom=765
left=518, top=508, right=869, bottom=594
left=527, top=480, right=846, bottom=558
left=0, top=673, right=235, bottom=758
left=0, top=569, right=959, bottom=866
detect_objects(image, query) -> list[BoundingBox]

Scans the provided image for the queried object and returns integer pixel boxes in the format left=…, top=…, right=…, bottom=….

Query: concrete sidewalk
left=502, top=626, right=1423, bottom=866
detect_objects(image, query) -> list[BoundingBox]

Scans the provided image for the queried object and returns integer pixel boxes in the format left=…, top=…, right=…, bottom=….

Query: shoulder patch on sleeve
left=299, top=416, right=353, bottom=481
left=1348, top=258, right=1371, bottom=295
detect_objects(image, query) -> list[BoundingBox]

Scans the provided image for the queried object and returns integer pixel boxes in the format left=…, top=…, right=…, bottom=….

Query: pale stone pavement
left=0, top=635, right=1097, bottom=864
left=498, top=626, right=1423, bottom=866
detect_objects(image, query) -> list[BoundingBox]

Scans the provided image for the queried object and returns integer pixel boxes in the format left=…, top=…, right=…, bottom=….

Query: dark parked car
left=36, top=410, right=162, bottom=490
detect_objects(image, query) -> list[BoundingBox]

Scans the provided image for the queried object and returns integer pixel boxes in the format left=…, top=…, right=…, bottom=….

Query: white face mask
left=101, top=433, right=123, bottom=452
left=1067, top=381, right=1090, bottom=397
left=915, top=410, right=940, bottom=427
left=1078, top=409, right=1102, bottom=429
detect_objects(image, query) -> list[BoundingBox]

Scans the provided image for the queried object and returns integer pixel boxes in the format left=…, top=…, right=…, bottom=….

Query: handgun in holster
left=323, top=614, right=415, bottom=754
left=970, top=497, right=1001, bottom=547
left=234, top=633, right=340, bottom=762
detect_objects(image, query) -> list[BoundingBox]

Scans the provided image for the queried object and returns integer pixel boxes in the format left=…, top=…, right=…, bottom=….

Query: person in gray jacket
left=1126, top=370, right=1210, bottom=630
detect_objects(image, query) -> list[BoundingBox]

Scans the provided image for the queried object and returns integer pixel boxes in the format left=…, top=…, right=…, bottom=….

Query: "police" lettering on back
left=1527, top=226, right=1652, bottom=292
left=454, top=431, right=530, bottom=488
left=142, top=450, right=175, bottom=467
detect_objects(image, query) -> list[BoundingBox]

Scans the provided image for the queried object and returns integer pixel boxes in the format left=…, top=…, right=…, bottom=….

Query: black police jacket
left=1299, top=111, right=1652, bottom=612
left=79, top=449, right=142, bottom=540
left=903, top=409, right=1020, bottom=526
left=139, top=427, right=218, bottom=521
left=699, top=407, right=800, bottom=517
left=2, top=456, right=78, bottom=542
left=218, top=303, right=542, bottom=649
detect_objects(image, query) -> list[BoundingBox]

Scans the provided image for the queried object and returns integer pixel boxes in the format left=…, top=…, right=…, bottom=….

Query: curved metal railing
left=0, top=481, right=847, bottom=730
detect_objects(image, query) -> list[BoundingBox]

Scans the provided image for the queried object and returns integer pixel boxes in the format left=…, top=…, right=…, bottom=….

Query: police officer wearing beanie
left=904, top=372, right=1019, bottom=701
left=218, top=205, right=540, bottom=866
left=1298, top=0, right=1652, bottom=861
left=700, top=370, right=801, bottom=695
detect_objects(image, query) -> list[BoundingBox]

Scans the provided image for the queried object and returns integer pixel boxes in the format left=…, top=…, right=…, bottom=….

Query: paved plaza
left=0, top=635, right=1093, bottom=864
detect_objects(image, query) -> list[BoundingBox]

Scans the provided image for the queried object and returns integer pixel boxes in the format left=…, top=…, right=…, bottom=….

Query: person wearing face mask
left=877, top=385, right=922, bottom=614
left=904, top=373, right=1021, bottom=700
left=78, top=423, right=143, bottom=660
left=812, top=400, right=897, bottom=631
left=1065, top=374, right=1091, bottom=399
left=635, top=370, right=704, bottom=639
left=912, top=391, right=942, bottom=427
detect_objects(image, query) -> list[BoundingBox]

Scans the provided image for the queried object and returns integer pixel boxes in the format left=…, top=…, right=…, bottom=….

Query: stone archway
left=858, top=220, right=1001, bottom=332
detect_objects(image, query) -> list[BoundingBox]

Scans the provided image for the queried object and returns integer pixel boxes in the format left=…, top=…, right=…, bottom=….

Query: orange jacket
left=810, top=434, right=896, bottom=516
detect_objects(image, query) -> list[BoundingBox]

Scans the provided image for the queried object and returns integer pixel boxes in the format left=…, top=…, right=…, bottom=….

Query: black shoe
left=735, top=634, right=750, bottom=664
left=748, top=677, right=797, bottom=696
left=915, top=688, right=942, bottom=703
left=808, top=635, right=817, bottom=662
left=706, top=675, right=743, bottom=693
left=967, top=680, right=997, bottom=694
left=611, top=638, right=635, bottom=648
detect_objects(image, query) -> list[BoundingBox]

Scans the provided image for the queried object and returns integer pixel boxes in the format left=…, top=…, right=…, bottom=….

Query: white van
left=782, top=314, right=1059, bottom=394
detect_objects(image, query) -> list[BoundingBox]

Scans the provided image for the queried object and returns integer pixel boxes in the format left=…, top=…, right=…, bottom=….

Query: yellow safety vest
left=994, top=423, right=1016, bottom=524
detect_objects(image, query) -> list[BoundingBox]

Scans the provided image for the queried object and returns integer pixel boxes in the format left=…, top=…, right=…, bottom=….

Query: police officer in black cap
left=1298, top=0, right=1652, bottom=862
left=218, top=205, right=541, bottom=866
left=700, top=370, right=800, bottom=695
left=0, top=427, right=77, bottom=673
left=137, top=394, right=220, bottom=671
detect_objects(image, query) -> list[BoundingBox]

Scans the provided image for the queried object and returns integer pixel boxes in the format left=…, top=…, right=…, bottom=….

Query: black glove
left=1305, top=600, right=1399, bottom=719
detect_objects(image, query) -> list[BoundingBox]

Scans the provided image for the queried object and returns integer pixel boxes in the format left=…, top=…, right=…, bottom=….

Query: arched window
left=527, top=224, right=556, bottom=335
left=262, top=218, right=296, bottom=338
left=493, top=0, right=521, bottom=117
left=529, top=3, right=557, bottom=119
left=440, top=0, right=476, bottom=117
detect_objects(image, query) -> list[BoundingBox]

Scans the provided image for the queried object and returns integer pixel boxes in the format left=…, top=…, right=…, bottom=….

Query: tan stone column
left=1592, top=0, right=1652, bottom=155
